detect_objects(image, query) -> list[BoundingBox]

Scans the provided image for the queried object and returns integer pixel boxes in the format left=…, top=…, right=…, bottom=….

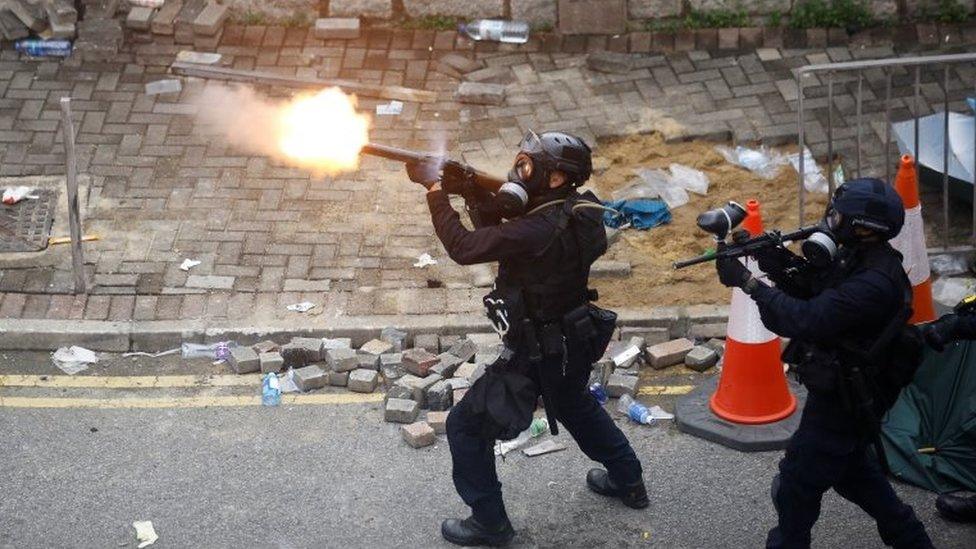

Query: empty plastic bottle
left=617, top=394, right=653, bottom=425
left=458, top=19, right=530, bottom=44
left=15, top=39, right=72, bottom=57
left=589, top=382, right=609, bottom=405
left=261, top=373, right=281, bottom=406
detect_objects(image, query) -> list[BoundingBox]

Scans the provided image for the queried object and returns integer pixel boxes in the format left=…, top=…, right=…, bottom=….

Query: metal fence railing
left=795, top=52, right=976, bottom=251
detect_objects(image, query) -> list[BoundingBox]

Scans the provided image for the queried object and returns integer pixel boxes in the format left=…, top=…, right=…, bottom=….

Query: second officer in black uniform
left=714, top=178, right=934, bottom=548
left=406, top=131, right=647, bottom=547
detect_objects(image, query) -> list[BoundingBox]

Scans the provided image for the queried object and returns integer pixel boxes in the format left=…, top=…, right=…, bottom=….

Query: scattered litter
left=2, top=186, right=38, bottom=205
left=614, top=168, right=690, bottom=209
left=715, top=145, right=787, bottom=180
left=286, top=301, right=316, bottom=313
left=122, top=348, right=180, bottom=358
left=145, top=79, right=182, bottom=96
left=930, top=254, right=971, bottom=277
left=459, top=19, right=529, bottom=44
left=646, top=405, right=675, bottom=421
left=602, top=199, right=671, bottom=230
left=414, top=253, right=438, bottom=268
left=376, top=100, right=404, bottom=115
left=176, top=51, right=222, bottom=65
left=617, top=394, right=672, bottom=425
left=495, top=417, right=548, bottom=456
left=129, top=0, right=164, bottom=7
left=278, top=368, right=299, bottom=393
left=933, top=277, right=976, bottom=308
left=669, top=163, right=710, bottom=195
left=261, top=372, right=281, bottom=406
left=181, top=341, right=236, bottom=360
left=179, top=258, right=201, bottom=271
left=48, top=234, right=100, bottom=246
left=611, top=344, right=641, bottom=367
left=787, top=147, right=830, bottom=193
left=132, top=520, right=158, bottom=548
left=523, top=440, right=567, bottom=457
left=51, top=346, right=99, bottom=375
left=547, top=481, right=558, bottom=488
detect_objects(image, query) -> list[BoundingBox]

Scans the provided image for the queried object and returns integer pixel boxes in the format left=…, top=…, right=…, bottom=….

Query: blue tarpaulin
left=602, top=199, right=671, bottom=230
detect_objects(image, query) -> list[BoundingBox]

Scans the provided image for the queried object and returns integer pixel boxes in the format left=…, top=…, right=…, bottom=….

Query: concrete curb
left=0, top=305, right=730, bottom=352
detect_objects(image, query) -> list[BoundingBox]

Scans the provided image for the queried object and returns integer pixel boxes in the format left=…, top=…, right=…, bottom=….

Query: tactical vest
left=495, top=190, right=607, bottom=322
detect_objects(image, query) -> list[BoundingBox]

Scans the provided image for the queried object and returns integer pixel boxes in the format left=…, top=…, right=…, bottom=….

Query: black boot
left=586, top=468, right=649, bottom=509
left=441, top=516, right=515, bottom=547
left=936, top=492, right=976, bottom=523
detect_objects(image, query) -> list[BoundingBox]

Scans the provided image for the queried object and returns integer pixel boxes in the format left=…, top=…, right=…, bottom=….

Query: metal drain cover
left=0, top=188, right=58, bottom=253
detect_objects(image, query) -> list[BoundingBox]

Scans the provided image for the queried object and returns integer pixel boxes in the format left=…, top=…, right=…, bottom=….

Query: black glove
left=753, top=243, right=800, bottom=277
left=716, top=255, right=755, bottom=291
left=405, top=159, right=442, bottom=189
left=921, top=314, right=960, bottom=352
left=441, top=161, right=471, bottom=195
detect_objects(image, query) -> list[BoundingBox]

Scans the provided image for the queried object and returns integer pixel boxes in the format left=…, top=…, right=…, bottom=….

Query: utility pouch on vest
left=483, top=285, right=527, bottom=347
left=538, top=322, right=564, bottom=358
left=785, top=341, right=840, bottom=395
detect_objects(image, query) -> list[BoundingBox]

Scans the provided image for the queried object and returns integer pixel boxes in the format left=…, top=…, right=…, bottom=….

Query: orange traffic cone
left=710, top=200, right=797, bottom=424
left=889, top=155, right=936, bottom=324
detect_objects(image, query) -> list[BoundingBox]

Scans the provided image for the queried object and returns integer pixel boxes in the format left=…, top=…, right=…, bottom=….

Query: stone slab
left=647, top=338, right=694, bottom=369
left=227, top=346, right=259, bottom=374
left=348, top=368, right=378, bottom=393
left=294, top=364, right=328, bottom=391
left=385, top=398, right=420, bottom=423
left=427, top=410, right=449, bottom=434
left=259, top=352, right=284, bottom=374
left=314, top=17, right=360, bottom=40
left=401, top=421, right=436, bottom=448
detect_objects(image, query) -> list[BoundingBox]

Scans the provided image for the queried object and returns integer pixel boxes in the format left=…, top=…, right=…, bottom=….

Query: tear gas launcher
left=672, top=201, right=838, bottom=270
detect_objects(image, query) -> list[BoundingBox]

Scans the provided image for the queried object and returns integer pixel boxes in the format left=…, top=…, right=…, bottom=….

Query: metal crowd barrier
left=795, top=52, right=976, bottom=250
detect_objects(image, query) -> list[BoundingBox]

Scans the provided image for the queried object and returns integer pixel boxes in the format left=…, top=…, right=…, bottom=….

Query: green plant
left=401, top=15, right=460, bottom=31
left=532, top=21, right=555, bottom=32
left=281, top=12, right=310, bottom=28
left=789, top=0, right=874, bottom=29
left=235, top=10, right=266, bottom=25
left=769, top=10, right=783, bottom=27
left=916, top=0, right=970, bottom=23
left=643, top=18, right=683, bottom=34
left=683, top=7, right=750, bottom=29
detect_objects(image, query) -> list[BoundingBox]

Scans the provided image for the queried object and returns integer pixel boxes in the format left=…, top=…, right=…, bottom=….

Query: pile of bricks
left=595, top=327, right=725, bottom=400
left=223, top=327, right=500, bottom=450
left=0, top=0, right=77, bottom=40
left=126, top=0, right=227, bottom=49
left=436, top=52, right=507, bottom=107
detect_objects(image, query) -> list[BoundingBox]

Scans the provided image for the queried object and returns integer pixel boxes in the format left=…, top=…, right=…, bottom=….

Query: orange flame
left=277, top=87, right=370, bottom=174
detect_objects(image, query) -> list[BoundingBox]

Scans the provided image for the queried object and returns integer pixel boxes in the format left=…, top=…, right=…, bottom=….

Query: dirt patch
left=589, top=134, right=830, bottom=308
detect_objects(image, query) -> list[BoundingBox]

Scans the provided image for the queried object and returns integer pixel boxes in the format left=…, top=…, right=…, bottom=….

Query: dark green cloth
left=882, top=340, right=976, bottom=493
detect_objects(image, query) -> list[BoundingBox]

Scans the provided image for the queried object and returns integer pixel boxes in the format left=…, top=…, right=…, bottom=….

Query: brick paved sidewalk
left=0, top=29, right=972, bottom=325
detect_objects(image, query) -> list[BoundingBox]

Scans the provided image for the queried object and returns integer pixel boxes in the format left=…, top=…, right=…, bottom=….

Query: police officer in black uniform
left=714, top=178, right=934, bottom=548
left=406, top=131, right=647, bottom=547
left=921, top=298, right=976, bottom=524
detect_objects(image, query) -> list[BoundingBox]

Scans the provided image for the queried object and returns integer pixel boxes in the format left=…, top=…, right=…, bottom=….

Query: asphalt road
left=0, top=352, right=973, bottom=548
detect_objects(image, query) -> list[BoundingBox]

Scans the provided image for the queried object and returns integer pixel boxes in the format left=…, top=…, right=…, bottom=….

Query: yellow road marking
left=637, top=385, right=695, bottom=396
left=0, top=392, right=384, bottom=409
left=0, top=374, right=262, bottom=389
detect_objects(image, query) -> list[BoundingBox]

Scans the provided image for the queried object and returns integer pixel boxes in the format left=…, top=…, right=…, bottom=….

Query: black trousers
left=766, top=409, right=932, bottom=549
left=445, top=359, right=643, bottom=526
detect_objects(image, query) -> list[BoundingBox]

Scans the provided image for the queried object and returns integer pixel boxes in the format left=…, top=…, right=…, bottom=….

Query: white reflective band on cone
left=727, top=257, right=777, bottom=344
left=890, top=205, right=930, bottom=286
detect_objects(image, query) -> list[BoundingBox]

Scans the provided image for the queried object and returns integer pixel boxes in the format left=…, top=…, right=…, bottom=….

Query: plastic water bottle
left=616, top=394, right=653, bottom=425
left=261, top=373, right=281, bottom=406
left=589, top=382, right=609, bottom=405
left=15, top=39, right=72, bottom=57
left=529, top=417, right=549, bottom=437
left=459, top=19, right=530, bottom=44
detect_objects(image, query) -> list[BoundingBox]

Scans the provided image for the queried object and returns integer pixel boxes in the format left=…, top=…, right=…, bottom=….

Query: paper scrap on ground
left=286, top=301, right=316, bottom=313
left=278, top=369, right=300, bottom=393
left=2, top=186, right=38, bottom=204
left=414, top=253, right=438, bottom=268
left=122, top=348, right=180, bottom=358
left=51, top=346, right=99, bottom=375
left=132, top=520, right=158, bottom=548
left=176, top=51, right=222, bottom=64
left=524, top=440, right=567, bottom=457
left=179, top=258, right=201, bottom=271
left=376, top=100, right=404, bottom=115
left=647, top=405, right=675, bottom=420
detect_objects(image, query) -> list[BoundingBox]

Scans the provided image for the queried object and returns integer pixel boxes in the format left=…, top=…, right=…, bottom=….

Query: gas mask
left=494, top=153, right=551, bottom=219
left=800, top=220, right=839, bottom=268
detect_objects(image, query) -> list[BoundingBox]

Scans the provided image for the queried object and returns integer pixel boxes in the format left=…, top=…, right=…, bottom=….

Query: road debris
left=524, top=440, right=567, bottom=457
left=495, top=418, right=548, bottom=456
left=261, top=373, right=281, bottom=406
left=48, top=234, right=100, bottom=246
left=122, top=348, right=180, bottom=358
left=144, top=79, right=182, bottom=96
left=132, top=520, right=158, bottom=548
left=414, top=253, right=438, bottom=268
left=286, top=301, right=316, bottom=313
left=176, top=51, right=221, bottom=64
left=715, top=145, right=787, bottom=180
left=51, top=346, right=98, bottom=375
left=2, top=185, right=37, bottom=204
left=179, top=258, right=201, bottom=271
left=376, top=100, right=403, bottom=115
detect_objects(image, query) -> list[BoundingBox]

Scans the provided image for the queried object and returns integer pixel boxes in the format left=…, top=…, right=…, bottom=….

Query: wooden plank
left=169, top=61, right=439, bottom=104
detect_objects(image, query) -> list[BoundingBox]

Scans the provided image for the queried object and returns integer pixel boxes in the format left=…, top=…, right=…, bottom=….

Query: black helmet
left=518, top=130, right=593, bottom=186
left=827, top=177, right=904, bottom=242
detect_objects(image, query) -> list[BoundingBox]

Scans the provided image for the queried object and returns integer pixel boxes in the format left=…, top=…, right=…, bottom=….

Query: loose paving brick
left=381, top=327, right=407, bottom=352
left=427, top=411, right=449, bottom=434
left=385, top=398, right=420, bottom=423
left=126, top=7, right=154, bottom=31
left=259, top=352, right=284, bottom=374
left=430, top=353, right=462, bottom=378
left=227, top=346, right=259, bottom=374
left=329, top=370, right=350, bottom=387
left=454, top=362, right=478, bottom=381
left=646, top=338, right=695, bottom=369
left=401, top=421, right=436, bottom=448
left=685, top=345, right=719, bottom=372
left=252, top=340, right=278, bottom=354
left=322, top=338, right=353, bottom=350
left=314, top=17, right=359, bottom=40
left=425, top=379, right=453, bottom=411
left=294, top=364, right=329, bottom=391
left=413, top=333, right=439, bottom=354
left=348, top=369, right=379, bottom=393
left=456, top=82, right=506, bottom=106
left=402, top=347, right=440, bottom=377
left=359, top=338, right=394, bottom=356
left=447, top=338, right=477, bottom=364
left=357, top=354, right=381, bottom=370
left=326, top=347, right=359, bottom=372
left=587, top=51, right=633, bottom=74
left=606, top=372, right=639, bottom=398
left=192, top=1, right=227, bottom=36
